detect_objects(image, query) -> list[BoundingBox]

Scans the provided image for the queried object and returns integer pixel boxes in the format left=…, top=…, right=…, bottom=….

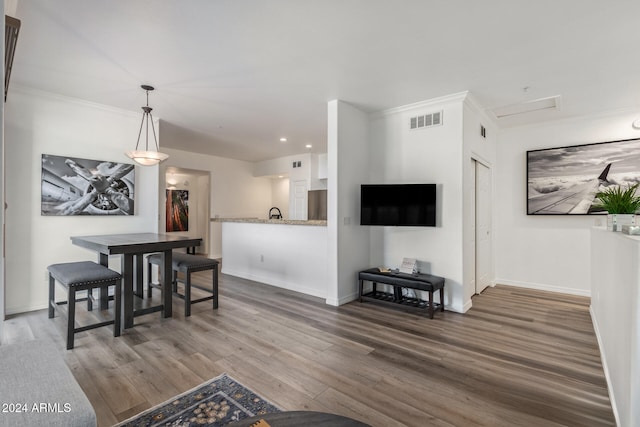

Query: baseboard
left=221, top=267, right=327, bottom=300
left=6, top=302, right=48, bottom=316
left=495, top=278, right=591, bottom=297
left=589, top=306, right=621, bottom=427
left=326, top=292, right=359, bottom=307
left=460, top=299, right=473, bottom=313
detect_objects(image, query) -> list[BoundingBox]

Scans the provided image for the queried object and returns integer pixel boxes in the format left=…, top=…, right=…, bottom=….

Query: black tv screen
left=360, top=184, right=436, bottom=226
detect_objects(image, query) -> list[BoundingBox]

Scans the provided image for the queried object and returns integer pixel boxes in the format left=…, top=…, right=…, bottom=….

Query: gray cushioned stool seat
left=147, top=252, right=219, bottom=317
left=48, top=261, right=122, bottom=349
left=0, top=339, right=96, bottom=426
left=358, top=268, right=445, bottom=291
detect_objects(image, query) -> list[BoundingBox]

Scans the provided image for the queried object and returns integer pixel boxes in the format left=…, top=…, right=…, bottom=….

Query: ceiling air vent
left=491, top=95, right=561, bottom=119
left=5, top=15, right=21, bottom=102
left=410, top=111, right=443, bottom=130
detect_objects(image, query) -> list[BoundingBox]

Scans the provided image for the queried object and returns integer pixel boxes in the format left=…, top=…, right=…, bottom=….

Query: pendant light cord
left=134, top=87, right=159, bottom=151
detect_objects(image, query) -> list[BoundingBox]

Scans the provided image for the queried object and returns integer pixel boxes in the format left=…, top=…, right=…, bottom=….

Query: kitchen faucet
left=269, top=207, right=282, bottom=219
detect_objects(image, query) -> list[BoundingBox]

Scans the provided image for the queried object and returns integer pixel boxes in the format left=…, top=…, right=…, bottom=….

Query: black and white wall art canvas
left=527, top=138, right=640, bottom=215
left=41, top=154, right=135, bottom=215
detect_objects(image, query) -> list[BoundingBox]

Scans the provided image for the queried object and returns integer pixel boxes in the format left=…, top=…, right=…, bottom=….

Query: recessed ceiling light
left=279, top=137, right=287, bottom=142
left=305, top=144, right=312, bottom=148
left=632, top=119, right=640, bottom=130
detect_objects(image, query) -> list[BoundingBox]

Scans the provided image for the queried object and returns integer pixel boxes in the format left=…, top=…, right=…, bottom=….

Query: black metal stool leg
left=48, top=274, right=55, bottom=319
left=213, top=266, right=219, bottom=309
left=147, top=261, right=153, bottom=298
left=67, top=287, right=76, bottom=350
left=184, top=271, right=192, bottom=317
left=48, top=261, right=123, bottom=350
left=114, top=280, right=122, bottom=337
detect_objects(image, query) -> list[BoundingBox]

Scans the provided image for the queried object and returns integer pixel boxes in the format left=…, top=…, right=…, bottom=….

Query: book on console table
left=399, top=258, right=417, bottom=274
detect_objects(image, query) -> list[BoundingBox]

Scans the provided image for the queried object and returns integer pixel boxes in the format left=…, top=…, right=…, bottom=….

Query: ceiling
left=8, top=0, right=640, bottom=162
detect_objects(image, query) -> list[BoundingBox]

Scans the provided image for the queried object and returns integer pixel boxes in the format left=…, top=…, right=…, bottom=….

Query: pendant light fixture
left=125, top=85, right=169, bottom=166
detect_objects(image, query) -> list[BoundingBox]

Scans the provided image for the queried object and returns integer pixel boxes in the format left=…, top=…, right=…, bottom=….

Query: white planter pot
left=607, top=214, right=636, bottom=232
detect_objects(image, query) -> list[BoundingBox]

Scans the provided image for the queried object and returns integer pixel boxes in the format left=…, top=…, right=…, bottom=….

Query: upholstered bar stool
left=48, top=261, right=122, bottom=349
left=147, top=252, right=219, bottom=317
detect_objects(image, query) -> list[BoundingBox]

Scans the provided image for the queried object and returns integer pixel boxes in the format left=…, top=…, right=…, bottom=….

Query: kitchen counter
left=212, top=217, right=326, bottom=226
left=218, top=220, right=328, bottom=299
left=590, top=227, right=639, bottom=426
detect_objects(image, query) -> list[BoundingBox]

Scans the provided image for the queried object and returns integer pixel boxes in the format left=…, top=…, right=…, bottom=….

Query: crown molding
left=9, top=85, right=143, bottom=120
left=373, top=91, right=470, bottom=118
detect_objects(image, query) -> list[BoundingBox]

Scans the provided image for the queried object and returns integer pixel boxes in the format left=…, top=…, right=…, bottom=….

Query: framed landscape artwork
left=527, top=138, right=640, bottom=215
left=41, top=154, right=135, bottom=216
left=166, top=189, right=189, bottom=231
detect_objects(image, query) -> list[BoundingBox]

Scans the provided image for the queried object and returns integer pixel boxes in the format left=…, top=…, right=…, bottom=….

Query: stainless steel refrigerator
left=307, top=189, right=327, bottom=220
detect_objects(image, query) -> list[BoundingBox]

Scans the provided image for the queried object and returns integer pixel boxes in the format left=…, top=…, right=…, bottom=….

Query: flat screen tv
left=360, top=184, right=436, bottom=226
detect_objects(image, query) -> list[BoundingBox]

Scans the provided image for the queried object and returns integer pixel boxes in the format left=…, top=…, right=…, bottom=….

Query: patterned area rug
left=116, top=373, right=281, bottom=426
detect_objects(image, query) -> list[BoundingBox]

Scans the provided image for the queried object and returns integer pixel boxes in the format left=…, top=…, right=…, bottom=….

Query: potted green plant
left=592, top=183, right=640, bottom=231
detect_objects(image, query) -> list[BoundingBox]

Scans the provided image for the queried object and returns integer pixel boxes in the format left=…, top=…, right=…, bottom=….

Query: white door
left=469, top=159, right=477, bottom=294
left=475, top=161, right=492, bottom=294
left=292, top=180, right=307, bottom=220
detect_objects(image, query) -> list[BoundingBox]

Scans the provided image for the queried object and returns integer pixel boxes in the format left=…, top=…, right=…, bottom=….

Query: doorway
left=474, top=159, right=492, bottom=294
left=291, top=180, right=308, bottom=220
left=162, top=166, right=211, bottom=255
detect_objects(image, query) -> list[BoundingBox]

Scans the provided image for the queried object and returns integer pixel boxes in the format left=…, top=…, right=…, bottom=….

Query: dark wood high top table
left=71, top=233, right=202, bottom=329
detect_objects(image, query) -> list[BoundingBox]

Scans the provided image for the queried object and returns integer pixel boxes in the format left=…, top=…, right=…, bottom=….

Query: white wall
left=327, top=100, right=371, bottom=306
left=309, top=153, right=328, bottom=191
left=271, top=177, right=289, bottom=219
left=368, top=93, right=468, bottom=312
left=221, top=222, right=328, bottom=298
left=159, top=147, right=272, bottom=259
left=253, top=153, right=304, bottom=177
left=4, top=88, right=159, bottom=314
left=462, top=96, right=498, bottom=303
left=254, top=152, right=327, bottom=220
left=254, top=152, right=327, bottom=191
left=495, top=109, right=640, bottom=295
left=196, top=175, right=210, bottom=251
left=2, top=85, right=285, bottom=315
left=590, top=228, right=640, bottom=427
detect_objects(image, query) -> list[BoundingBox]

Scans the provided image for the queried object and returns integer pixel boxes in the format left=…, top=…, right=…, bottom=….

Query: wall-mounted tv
left=360, top=184, right=436, bottom=226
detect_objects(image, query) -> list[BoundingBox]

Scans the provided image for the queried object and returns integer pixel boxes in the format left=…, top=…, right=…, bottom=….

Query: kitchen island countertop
left=211, top=217, right=326, bottom=226
left=218, top=220, right=329, bottom=299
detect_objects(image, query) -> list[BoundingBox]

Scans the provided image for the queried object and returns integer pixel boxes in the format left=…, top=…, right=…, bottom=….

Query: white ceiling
left=8, top=0, right=640, bottom=162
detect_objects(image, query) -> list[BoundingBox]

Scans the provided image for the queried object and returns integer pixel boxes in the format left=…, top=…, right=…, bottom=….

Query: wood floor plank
left=242, top=348, right=332, bottom=399
left=63, top=349, right=121, bottom=426
left=178, top=352, right=225, bottom=381
left=90, top=367, right=146, bottom=416
left=117, top=357, right=182, bottom=405
left=3, top=275, right=616, bottom=426
left=314, top=387, right=428, bottom=427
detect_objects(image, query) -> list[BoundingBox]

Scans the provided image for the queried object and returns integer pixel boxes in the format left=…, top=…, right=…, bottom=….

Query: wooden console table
left=358, top=268, right=445, bottom=318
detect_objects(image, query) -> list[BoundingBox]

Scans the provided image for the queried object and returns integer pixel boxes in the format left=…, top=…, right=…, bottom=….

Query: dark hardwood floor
left=3, top=272, right=615, bottom=426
